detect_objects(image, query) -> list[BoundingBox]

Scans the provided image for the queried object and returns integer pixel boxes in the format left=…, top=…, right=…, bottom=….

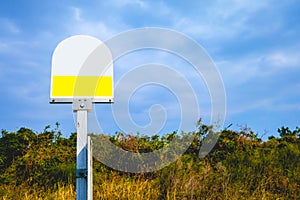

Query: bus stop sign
left=50, top=35, right=114, bottom=104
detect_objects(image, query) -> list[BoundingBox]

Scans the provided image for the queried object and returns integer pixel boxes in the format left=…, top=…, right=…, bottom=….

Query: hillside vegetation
left=0, top=121, right=299, bottom=199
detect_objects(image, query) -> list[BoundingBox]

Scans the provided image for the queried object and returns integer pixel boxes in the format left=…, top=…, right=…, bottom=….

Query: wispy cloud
left=218, top=43, right=300, bottom=86
left=171, top=0, right=294, bottom=43
left=108, top=0, right=149, bottom=9
left=66, top=6, right=126, bottom=40
left=71, top=7, right=82, bottom=22
left=0, top=18, right=20, bottom=34
left=263, top=51, right=300, bottom=69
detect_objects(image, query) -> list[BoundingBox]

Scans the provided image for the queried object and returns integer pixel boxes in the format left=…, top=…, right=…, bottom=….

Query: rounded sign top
left=50, top=35, right=114, bottom=103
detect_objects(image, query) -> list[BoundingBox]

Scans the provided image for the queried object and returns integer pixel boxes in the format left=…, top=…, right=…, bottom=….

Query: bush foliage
left=0, top=121, right=299, bottom=199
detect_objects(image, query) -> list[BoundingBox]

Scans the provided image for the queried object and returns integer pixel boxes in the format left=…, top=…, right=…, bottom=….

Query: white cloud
left=66, top=6, right=128, bottom=40
left=263, top=51, right=300, bottom=68
left=0, top=18, right=20, bottom=34
left=108, top=0, right=149, bottom=9
left=216, top=44, right=300, bottom=117
left=69, top=21, right=118, bottom=40
left=171, top=0, right=287, bottom=41
left=217, top=45, right=300, bottom=87
left=213, top=0, right=270, bottom=19
left=71, top=7, right=82, bottom=22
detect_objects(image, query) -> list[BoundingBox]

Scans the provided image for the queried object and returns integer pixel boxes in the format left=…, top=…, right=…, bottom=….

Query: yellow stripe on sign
left=52, top=76, right=112, bottom=97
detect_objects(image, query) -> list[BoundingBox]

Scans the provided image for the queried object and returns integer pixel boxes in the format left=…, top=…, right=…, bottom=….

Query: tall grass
left=1, top=183, right=75, bottom=200
left=94, top=175, right=159, bottom=199
left=1, top=162, right=298, bottom=200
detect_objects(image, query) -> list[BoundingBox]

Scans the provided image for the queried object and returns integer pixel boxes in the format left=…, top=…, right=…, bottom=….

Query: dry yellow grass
left=1, top=178, right=158, bottom=200
left=1, top=183, right=75, bottom=200
left=94, top=176, right=159, bottom=200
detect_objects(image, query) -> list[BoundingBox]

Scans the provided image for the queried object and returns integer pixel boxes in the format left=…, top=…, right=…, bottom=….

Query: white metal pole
left=87, top=136, right=93, bottom=200
left=73, top=99, right=93, bottom=200
left=76, top=109, right=88, bottom=200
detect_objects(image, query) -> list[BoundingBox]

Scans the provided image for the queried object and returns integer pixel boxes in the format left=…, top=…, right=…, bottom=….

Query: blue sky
left=0, top=0, right=300, bottom=139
